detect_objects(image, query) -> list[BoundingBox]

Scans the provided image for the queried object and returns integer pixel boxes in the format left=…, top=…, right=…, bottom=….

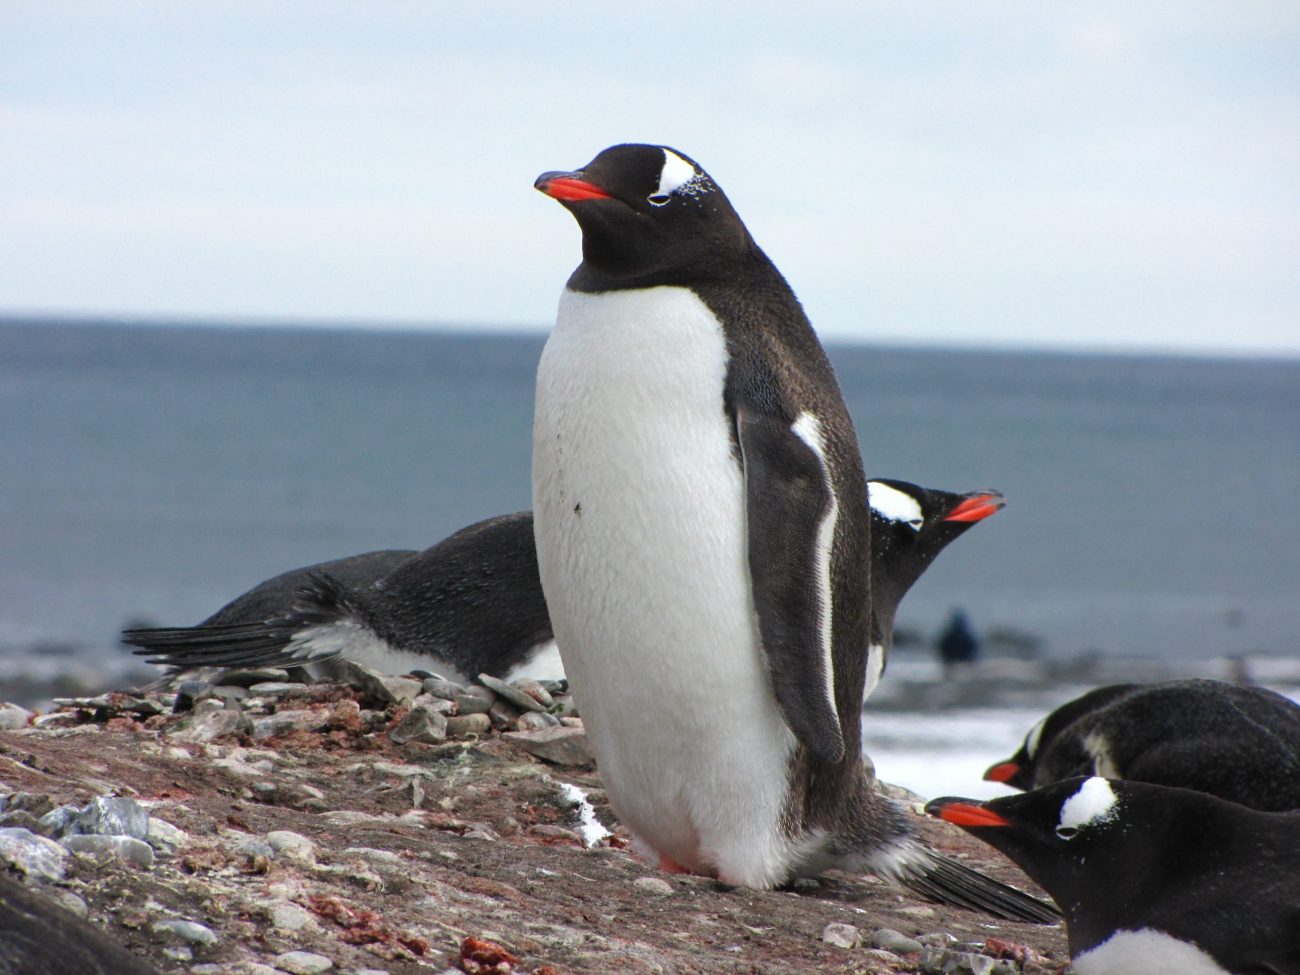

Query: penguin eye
left=647, top=193, right=672, bottom=206
left=1055, top=826, right=1079, bottom=840
left=907, top=518, right=923, bottom=531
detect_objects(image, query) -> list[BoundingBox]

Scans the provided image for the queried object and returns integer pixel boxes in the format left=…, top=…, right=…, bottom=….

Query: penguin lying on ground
left=927, top=777, right=1300, bottom=974
left=984, top=679, right=1300, bottom=811
left=530, top=142, right=1053, bottom=922
left=125, top=481, right=1001, bottom=691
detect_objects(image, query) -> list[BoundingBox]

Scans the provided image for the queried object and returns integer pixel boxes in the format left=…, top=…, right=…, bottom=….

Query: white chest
left=1073, top=929, right=1229, bottom=975
left=531, top=286, right=802, bottom=887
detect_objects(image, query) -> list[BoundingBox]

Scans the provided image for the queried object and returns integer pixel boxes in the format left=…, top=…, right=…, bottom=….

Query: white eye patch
left=649, top=148, right=705, bottom=205
left=1057, top=776, right=1118, bottom=837
left=1024, top=715, right=1048, bottom=760
left=867, top=481, right=924, bottom=531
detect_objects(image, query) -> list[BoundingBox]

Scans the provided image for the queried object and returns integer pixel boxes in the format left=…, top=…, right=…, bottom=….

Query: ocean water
left=3, top=321, right=1299, bottom=706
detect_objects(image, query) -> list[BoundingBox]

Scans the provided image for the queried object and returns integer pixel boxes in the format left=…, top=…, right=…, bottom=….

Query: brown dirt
left=0, top=702, right=1071, bottom=974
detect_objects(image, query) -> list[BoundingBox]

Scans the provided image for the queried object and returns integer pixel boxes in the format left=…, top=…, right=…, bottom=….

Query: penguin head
left=868, top=479, right=1004, bottom=626
left=983, top=684, right=1139, bottom=790
left=535, top=144, right=751, bottom=283
left=926, top=777, right=1134, bottom=922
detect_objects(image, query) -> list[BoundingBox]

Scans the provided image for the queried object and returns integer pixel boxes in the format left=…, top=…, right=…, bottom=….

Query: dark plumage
left=984, top=679, right=1300, bottom=811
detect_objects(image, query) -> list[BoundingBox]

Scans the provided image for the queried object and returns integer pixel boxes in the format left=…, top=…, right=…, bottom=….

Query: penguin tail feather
left=122, top=572, right=364, bottom=673
left=898, top=851, right=1060, bottom=924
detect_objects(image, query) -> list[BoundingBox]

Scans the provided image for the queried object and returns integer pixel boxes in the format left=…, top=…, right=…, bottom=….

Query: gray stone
left=269, top=902, right=315, bottom=932
left=410, top=693, right=456, bottom=714
left=173, top=680, right=215, bottom=712
left=0, top=827, right=69, bottom=880
left=421, top=678, right=464, bottom=701
left=51, top=889, right=88, bottom=918
left=487, top=699, right=522, bottom=730
left=511, top=678, right=555, bottom=709
left=236, top=837, right=276, bottom=861
left=5, top=793, right=55, bottom=817
left=478, top=674, right=545, bottom=712
left=247, top=681, right=308, bottom=697
left=211, top=684, right=250, bottom=703
left=919, top=948, right=1015, bottom=975
left=344, top=662, right=420, bottom=705
left=453, top=685, right=496, bottom=715
left=171, top=707, right=247, bottom=743
left=146, top=816, right=190, bottom=853
left=502, top=726, right=595, bottom=767
left=872, top=928, right=924, bottom=954
left=38, top=805, right=78, bottom=837
left=445, top=713, right=492, bottom=738
left=0, top=702, right=33, bottom=730
left=514, top=710, right=560, bottom=731
left=251, top=709, right=331, bottom=739
left=74, top=796, right=150, bottom=839
left=632, top=876, right=674, bottom=896
left=266, top=830, right=316, bottom=860
left=62, top=833, right=155, bottom=868
left=551, top=695, right=580, bottom=718
left=822, top=922, right=862, bottom=949
left=151, top=919, right=219, bottom=945
left=388, top=705, right=448, bottom=744
left=218, top=668, right=291, bottom=688
left=273, top=950, right=334, bottom=974
left=539, top=679, right=568, bottom=695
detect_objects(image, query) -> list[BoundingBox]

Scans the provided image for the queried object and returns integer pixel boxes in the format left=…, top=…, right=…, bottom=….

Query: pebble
left=270, top=902, right=316, bottom=932
left=51, top=888, right=88, bottom=917
left=0, top=702, right=33, bottom=729
left=146, top=816, right=190, bottom=853
left=446, top=713, right=492, bottom=738
left=218, top=668, right=291, bottom=688
left=410, top=693, right=457, bottom=714
left=73, top=795, right=150, bottom=840
left=173, top=680, right=216, bottom=712
left=453, top=685, right=496, bottom=716
left=266, top=830, right=316, bottom=860
left=632, top=876, right=675, bottom=896
left=388, top=704, right=448, bottom=744
left=872, top=927, right=924, bottom=954
left=478, top=674, right=546, bottom=713
left=919, top=948, right=1016, bottom=975
left=171, top=707, right=248, bottom=743
left=487, top=700, right=522, bottom=731
left=62, top=833, right=156, bottom=868
left=502, top=727, right=595, bottom=767
left=0, top=826, right=69, bottom=880
left=822, top=922, right=862, bottom=949
left=251, top=709, right=332, bottom=739
left=152, top=919, right=219, bottom=945
left=344, top=662, right=421, bottom=705
left=512, top=679, right=555, bottom=709
left=236, top=837, right=276, bottom=861
left=514, top=710, right=560, bottom=731
left=273, top=950, right=335, bottom=974
left=247, top=681, right=308, bottom=697
left=421, top=678, right=465, bottom=701
left=898, top=904, right=939, bottom=919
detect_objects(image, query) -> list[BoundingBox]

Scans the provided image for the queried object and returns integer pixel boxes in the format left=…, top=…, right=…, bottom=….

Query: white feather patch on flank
left=289, top=624, right=470, bottom=686
left=1083, top=730, right=1120, bottom=778
left=791, top=411, right=839, bottom=725
left=1073, top=928, right=1230, bottom=975
left=502, top=639, right=566, bottom=683
left=866, top=481, right=923, bottom=531
left=1058, top=776, right=1119, bottom=833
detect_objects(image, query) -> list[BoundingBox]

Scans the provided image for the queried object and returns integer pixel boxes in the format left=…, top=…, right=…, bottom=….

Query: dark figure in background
left=937, top=609, right=980, bottom=679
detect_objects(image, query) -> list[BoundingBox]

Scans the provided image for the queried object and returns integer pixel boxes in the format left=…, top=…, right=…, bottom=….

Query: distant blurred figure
left=937, top=608, right=980, bottom=679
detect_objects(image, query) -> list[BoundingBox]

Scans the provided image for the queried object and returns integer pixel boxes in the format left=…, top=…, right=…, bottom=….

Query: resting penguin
left=531, top=143, right=1053, bottom=921
left=984, top=679, right=1300, bottom=811
left=124, top=481, right=1003, bottom=697
left=927, top=777, right=1300, bottom=974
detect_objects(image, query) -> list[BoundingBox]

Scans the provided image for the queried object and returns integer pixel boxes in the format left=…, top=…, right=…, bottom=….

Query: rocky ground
left=0, top=668, right=1071, bottom=975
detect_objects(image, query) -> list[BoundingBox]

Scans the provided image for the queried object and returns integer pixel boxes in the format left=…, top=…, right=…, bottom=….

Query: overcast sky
left=3, top=2, right=1298, bottom=355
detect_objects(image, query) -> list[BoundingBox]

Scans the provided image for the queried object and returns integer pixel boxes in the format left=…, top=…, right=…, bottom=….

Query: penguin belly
left=533, top=286, right=804, bottom=887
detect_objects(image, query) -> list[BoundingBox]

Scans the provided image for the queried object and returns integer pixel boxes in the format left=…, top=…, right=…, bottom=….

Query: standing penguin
left=532, top=143, right=1052, bottom=921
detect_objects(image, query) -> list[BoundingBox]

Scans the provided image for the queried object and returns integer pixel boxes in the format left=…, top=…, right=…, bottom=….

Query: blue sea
left=3, top=321, right=1299, bottom=725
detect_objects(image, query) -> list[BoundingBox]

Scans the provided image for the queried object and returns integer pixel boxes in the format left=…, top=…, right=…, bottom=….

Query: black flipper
left=735, top=407, right=844, bottom=764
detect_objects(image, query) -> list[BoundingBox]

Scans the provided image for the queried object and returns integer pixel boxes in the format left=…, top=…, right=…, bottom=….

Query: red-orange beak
left=535, top=171, right=612, bottom=202
left=945, top=492, right=1005, bottom=523
left=925, top=798, right=1012, bottom=828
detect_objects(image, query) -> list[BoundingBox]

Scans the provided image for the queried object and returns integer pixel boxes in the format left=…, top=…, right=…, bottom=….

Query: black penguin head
left=926, top=777, right=1135, bottom=935
left=983, top=684, right=1138, bottom=790
left=868, top=479, right=1004, bottom=625
left=535, top=144, right=752, bottom=286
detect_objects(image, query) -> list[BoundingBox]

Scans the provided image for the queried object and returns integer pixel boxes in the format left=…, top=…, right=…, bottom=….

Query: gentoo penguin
left=531, top=143, right=1052, bottom=921
left=124, top=513, right=555, bottom=686
left=0, top=872, right=160, bottom=975
left=983, top=679, right=1300, bottom=811
left=124, top=481, right=1002, bottom=696
left=927, top=777, right=1300, bottom=974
